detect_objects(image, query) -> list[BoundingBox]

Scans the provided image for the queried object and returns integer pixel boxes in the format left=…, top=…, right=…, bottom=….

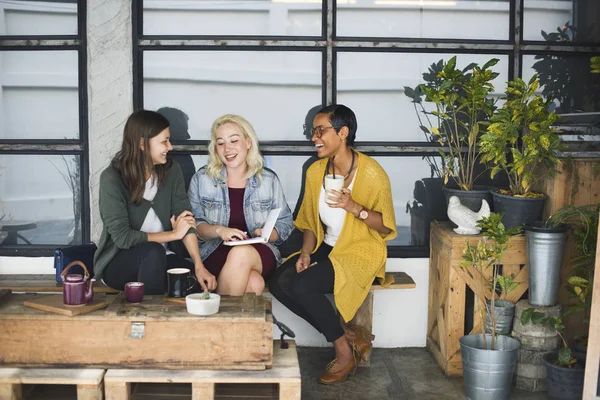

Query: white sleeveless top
left=139, top=175, right=173, bottom=255
left=319, top=173, right=356, bottom=247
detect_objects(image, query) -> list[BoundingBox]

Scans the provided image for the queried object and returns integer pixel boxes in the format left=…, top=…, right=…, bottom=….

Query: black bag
left=54, top=243, right=97, bottom=283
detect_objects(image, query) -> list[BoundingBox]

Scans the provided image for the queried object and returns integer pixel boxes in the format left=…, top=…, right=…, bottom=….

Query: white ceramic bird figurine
left=447, top=196, right=491, bottom=235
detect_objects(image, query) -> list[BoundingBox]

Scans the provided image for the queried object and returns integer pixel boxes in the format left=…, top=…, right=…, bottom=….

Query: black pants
left=268, top=244, right=344, bottom=343
left=103, top=242, right=194, bottom=295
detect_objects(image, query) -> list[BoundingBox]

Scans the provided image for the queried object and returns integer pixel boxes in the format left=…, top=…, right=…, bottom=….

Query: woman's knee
left=140, top=242, right=167, bottom=270
left=246, top=271, right=265, bottom=296
left=224, top=246, right=258, bottom=271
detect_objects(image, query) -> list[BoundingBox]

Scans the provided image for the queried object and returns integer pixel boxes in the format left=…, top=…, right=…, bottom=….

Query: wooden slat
left=0, top=368, right=105, bottom=385
left=583, top=209, right=600, bottom=400
left=104, top=340, right=300, bottom=384
left=0, top=271, right=415, bottom=295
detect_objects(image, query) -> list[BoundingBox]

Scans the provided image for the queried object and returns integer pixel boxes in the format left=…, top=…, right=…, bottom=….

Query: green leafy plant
left=405, top=56, right=499, bottom=190
left=521, top=309, right=576, bottom=368
left=495, top=274, right=521, bottom=301
left=479, top=76, right=563, bottom=197
left=460, top=213, right=521, bottom=349
left=546, top=204, right=599, bottom=322
left=592, top=56, right=600, bottom=74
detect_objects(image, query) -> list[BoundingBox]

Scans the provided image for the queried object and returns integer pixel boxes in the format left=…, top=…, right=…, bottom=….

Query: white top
left=139, top=175, right=174, bottom=255
left=319, top=173, right=356, bottom=247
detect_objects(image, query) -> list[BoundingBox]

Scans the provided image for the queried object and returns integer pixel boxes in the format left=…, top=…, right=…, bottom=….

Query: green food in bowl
left=201, top=291, right=211, bottom=300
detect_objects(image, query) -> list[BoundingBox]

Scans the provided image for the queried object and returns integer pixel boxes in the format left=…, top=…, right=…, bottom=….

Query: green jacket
left=93, top=162, right=195, bottom=280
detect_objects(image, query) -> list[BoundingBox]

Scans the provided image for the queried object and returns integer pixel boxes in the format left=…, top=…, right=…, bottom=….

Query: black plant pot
left=492, top=191, right=546, bottom=230
left=443, top=186, right=493, bottom=214
left=543, top=353, right=585, bottom=400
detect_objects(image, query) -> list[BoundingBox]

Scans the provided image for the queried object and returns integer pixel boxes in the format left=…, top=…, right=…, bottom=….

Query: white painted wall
left=0, top=255, right=429, bottom=348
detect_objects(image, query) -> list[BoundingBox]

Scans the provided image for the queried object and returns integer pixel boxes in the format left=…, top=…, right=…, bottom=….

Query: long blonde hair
left=206, top=114, right=264, bottom=181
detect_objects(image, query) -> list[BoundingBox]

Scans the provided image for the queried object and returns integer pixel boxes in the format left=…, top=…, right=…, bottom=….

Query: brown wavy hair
left=113, top=110, right=171, bottom=205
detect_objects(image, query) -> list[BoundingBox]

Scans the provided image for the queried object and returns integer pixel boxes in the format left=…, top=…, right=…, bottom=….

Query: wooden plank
left=77, top=383, right=104, bottom=400
left=104, top=341, right=300, bottom=393
left=0, top=384, right=22, bottom=400
left=104, top=382, right=130, bottom=400
left=0, top=368, right=105, bottom=385
left=583, top=209, right=600, bottom=400
left=23, top=294, right=109, bottom=317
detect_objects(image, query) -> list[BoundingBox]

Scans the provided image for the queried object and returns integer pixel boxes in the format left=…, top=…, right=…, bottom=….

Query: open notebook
left=224, top=208, right=282, bottom=246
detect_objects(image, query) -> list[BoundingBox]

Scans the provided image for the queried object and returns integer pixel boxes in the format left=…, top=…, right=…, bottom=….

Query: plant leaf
left=521, top=308, right=534, bottom=324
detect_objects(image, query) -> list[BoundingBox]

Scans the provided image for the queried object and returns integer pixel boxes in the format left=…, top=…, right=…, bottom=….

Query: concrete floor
left=25, top=346, right=549, bottom=400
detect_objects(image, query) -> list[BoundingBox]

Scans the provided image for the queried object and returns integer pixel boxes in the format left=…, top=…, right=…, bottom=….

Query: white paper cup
left=324, top=174, right=345, bottom=204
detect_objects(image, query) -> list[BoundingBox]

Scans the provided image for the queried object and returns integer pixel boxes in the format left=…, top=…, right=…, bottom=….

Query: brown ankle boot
left=318, top=357, right=358, bottom=385
left=345, top=326, right=374, bottom=364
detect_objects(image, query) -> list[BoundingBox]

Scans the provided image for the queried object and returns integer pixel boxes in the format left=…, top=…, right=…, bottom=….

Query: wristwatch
left=357, top=206, right=369, bottom=220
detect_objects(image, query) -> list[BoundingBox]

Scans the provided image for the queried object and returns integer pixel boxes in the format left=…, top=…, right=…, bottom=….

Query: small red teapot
left=60, top=261, right=95, bottom=306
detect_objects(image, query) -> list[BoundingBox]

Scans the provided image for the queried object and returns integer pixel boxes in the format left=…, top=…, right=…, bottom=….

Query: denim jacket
left=188, top=166, right=294, bottom=265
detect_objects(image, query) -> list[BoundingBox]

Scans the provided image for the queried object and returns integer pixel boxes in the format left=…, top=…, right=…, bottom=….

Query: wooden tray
left=24, top=294, right=110, bottom=316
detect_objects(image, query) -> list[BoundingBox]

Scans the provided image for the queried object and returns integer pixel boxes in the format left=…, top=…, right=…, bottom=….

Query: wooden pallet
left=427, top=222, right=528, bottom=376
left=0, top=367, right=105, bottom=400
left=103, top=341, right=300, bottom=400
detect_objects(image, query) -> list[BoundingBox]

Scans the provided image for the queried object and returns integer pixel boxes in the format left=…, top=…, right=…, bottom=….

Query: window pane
left=144, top=51, right=322, bottom=141
left=523, top=0, right=600, bottom=43
left=0, top=0, right=78, bottom=36
left=336, top=0, right=509, bottom=40
left=336, top=52, right=509, bottom=141
left=523, top=54, right=600, bottom=113
left=0, top=51, right=79, bottom=139
left=0, top=154, right=82, bottom=246
left=143, top=0, right=323, bottom=36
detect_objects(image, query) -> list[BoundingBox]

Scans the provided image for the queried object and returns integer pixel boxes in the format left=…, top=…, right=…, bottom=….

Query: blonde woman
left=188, top=114, right=294, bottom=296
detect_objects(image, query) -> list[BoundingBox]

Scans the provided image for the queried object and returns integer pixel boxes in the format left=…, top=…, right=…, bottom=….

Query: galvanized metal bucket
left=485, top=300, right=515, bottom=335
left=460, top=334, right=521, bottom=400
left=525, top=224, right=568, bottom=306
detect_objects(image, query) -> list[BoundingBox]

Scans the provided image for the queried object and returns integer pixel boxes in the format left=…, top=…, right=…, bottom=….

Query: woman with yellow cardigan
left=269, top=104, right=396, bottom=384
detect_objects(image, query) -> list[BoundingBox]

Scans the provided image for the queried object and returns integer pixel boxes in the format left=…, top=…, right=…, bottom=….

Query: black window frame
left=0, top=0, right=90, bottom=256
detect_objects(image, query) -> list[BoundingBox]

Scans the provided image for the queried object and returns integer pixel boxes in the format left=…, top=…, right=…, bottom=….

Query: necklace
left=325, top=149, right=355, bottom=179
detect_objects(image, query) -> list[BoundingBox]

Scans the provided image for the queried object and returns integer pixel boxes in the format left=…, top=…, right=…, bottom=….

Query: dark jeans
left=268, top=244, right=344, bottom=343
left=103, top=242, right=194, bottom=295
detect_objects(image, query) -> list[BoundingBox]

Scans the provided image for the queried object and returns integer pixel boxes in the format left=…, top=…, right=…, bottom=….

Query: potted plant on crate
left=478, top=75, right=563, bottom=229
left=406, top=56, right=499, bottom=213
left=521, top=309, right=585, bottom=400
left=459, top=213, right=521, bottom=399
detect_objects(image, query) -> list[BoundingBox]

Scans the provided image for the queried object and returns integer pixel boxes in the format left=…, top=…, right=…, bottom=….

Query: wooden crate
left=427, top=222, right=529, bottom=376
left=104, top=341, right=300, bottom=400
left=0, top=292, right=272, bottom=370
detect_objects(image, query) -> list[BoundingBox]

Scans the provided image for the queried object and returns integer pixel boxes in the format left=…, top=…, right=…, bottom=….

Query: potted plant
left=479, top=75, right=563, bottom=229
left=459, top=213, right=521, bottom=399
left=521, top=309, right=585, bottom=400
left=406, top=56, right=499, bottom=213
left=485, top=274, right=521, bottom=335
left=525, top=204, right=598, bottom=308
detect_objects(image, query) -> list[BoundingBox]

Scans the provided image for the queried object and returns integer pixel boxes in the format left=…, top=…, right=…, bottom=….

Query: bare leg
left=245, top=270, right=265, bottom=296
left=217, top=245, right=263, bottom=296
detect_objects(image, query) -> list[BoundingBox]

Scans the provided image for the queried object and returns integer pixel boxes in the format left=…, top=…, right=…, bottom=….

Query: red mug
left=125, top=282, right=145, bottom=303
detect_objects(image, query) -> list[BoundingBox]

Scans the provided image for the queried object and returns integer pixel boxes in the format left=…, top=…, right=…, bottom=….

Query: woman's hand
left=296, top=251, right=316, bottom=273
left=195, top=265, right=217, bottom=292
left=215, top=226, right=248, bottom=242
left=327, top=187, right=357, bottom=214
left=171, top=211, right=196, bottom=240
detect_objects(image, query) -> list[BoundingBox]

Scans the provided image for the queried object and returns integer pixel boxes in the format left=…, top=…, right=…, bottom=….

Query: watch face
left=359, top=209, right=368, bottom=220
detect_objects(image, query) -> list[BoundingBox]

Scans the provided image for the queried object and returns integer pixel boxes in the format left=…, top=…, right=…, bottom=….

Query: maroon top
left=203, top=187, right=277, bottom=280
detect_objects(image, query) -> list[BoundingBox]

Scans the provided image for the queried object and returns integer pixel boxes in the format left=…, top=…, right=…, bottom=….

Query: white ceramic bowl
left=185, top=293, right=220, bottom=316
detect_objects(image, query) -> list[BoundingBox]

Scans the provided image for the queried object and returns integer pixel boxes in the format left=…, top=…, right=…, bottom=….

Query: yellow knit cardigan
left=293, top=151, right=397, bottom=322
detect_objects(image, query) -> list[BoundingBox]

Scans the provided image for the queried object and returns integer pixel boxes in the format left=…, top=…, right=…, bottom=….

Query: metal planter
left=485, top=300, right=515, bottom=335
left=525, top=223, right=568, bottom=306
left=460, top=334, right=521, bottom=400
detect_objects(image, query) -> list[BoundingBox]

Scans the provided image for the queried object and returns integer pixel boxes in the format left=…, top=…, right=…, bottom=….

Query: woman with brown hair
left=93, top=109, right=216, bottom=294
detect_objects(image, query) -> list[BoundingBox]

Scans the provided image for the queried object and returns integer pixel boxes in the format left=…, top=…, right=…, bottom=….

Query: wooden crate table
left=427, top=222, right=529, bottom=376
left=0, top=292, right=272, bottom=370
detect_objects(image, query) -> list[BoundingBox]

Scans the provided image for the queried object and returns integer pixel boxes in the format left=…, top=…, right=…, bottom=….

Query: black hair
left=316, top=104, right=357, bottom=146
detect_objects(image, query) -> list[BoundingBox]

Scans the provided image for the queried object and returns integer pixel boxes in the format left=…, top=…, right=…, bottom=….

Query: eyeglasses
left=311, top=125, right=336, bottom=138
